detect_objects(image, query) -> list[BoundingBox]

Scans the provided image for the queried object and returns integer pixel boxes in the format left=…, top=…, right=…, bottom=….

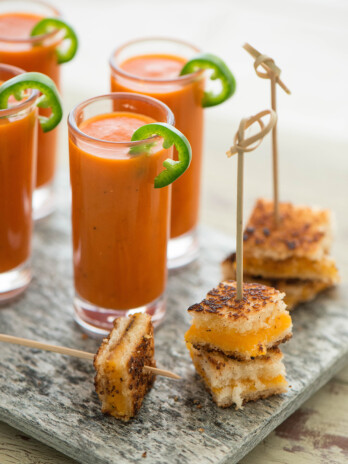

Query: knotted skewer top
left=242, top=44, right=290, bottom=226
left=227, top=109, right=278, bottom=158
left=226, top=108, right=277, bottom=300
left=243, top=43, right=291, bottom=95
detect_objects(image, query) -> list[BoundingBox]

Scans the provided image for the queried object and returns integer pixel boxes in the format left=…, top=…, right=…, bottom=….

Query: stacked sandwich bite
left=185, top=280, right=292, bottom=409
left=222, top=199, right=340, bottom=309
left=94, top=313, right=156, bottom=421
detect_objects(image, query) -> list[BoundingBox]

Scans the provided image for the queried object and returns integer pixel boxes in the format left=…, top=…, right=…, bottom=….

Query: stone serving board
left=0, top=175, right=347, bottom=464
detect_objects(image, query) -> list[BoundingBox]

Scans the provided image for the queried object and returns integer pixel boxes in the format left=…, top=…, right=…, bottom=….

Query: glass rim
left=68, top=92, right=175, bottom=148
left=109, top=36, right=203, bottom=85
left=0, top=0, right=61, bottom=44
left=0, top=63, right=39, bottom=116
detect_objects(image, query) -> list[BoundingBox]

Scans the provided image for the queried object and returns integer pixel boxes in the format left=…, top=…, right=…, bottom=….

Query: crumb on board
left=142, top=451, right=147, bottom=458
left=196, top=404, right=202, bottom=409
left=174, top=396, right=179, bottom=402
left=81, top=333, right=89, bottom=340
left=193, top=399, right=199, bottom=405
left=198, top=428, right=205, bottom=433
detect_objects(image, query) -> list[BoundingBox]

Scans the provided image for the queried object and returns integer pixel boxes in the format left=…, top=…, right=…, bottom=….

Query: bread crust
left=187, top=280, right=285, bottom=320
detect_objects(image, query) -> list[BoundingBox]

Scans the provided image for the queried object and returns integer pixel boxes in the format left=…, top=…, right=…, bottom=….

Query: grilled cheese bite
left=222, top=199, right=340, bottom=309
left=188, top=344, right=287, bottom=409
left=94, top=313, right=156, bottom=421
left=185, top=281, right=292, bottom=360
left=223, top=253, right=332, bottom=310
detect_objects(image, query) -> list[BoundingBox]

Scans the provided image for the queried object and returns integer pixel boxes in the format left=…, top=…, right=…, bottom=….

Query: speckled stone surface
left=0, top=174, right=347, bottom=464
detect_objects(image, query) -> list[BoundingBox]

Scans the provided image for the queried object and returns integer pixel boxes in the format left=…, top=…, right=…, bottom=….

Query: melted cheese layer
left=244, top=255, right=338, bottom=282
left=185, top=313, right=291, bottom=357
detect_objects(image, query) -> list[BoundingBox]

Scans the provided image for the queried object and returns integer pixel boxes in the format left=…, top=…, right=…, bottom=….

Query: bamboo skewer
left=270, top=73, right=279, bottom=223
left=0, top=333, right=181, bottom=380
left=227, top=109, right=277, bottom=300
left=243, top=43, right=290, bottom=225
left=236, top=119, right=246, bottom=301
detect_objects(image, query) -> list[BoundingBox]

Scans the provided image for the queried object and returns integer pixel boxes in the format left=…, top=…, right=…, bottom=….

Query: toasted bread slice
left=94, top=313, right=156, bottom=421
left=185, top=281, right=292, bottom=360
left=243, top=198, right=332, bottom=261
left=223, top=253, right=334, bottom=309
left=188, top=344, right=288, bottom=409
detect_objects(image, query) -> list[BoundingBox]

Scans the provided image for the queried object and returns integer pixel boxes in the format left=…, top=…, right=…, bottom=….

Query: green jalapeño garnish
left=131, top=123, right=192, bottom=188
left=180, top=53, right=236, bottom=108
left=0, top=72, right=63, bottom=132
left=31, top=18, right=78, bottom=64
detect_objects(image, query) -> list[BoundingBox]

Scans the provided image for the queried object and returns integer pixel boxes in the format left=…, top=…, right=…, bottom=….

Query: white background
left=56, top=0, right=348, bottom=236
left=59, top=0, right=348, bottom=138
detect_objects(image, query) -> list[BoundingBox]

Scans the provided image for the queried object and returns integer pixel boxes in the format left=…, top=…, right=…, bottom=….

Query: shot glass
left=110, top=38, right=205, bottom=268
left=68, top=92, right=174, bottom=336
left=0, top=0, right=63, bottom=219
left=0, top=63, right=38, bottom=301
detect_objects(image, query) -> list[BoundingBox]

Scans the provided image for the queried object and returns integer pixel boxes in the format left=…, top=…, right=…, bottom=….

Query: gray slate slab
left=0, top=174, right=347, bottom=464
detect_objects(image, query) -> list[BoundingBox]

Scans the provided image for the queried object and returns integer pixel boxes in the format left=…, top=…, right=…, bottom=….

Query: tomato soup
left=110, top=48, right=204, bottom=241
left=0, top=11, right=61, bottom=189
left=68, top=94, right=174, bottom=330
